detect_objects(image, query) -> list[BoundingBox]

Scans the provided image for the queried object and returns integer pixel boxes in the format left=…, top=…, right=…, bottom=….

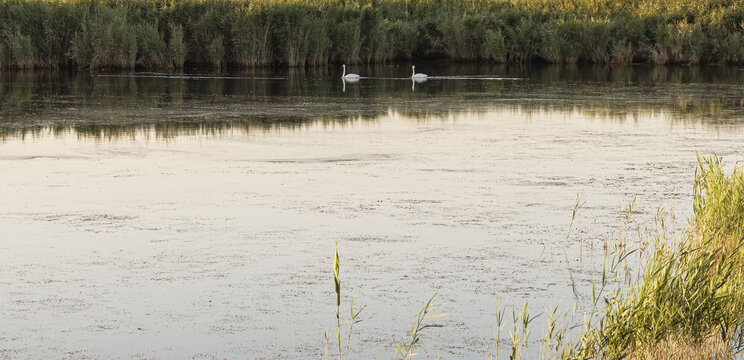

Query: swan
left=411, top=65, right=427, bottom=79
left=342, top=64, right=360, bottom=81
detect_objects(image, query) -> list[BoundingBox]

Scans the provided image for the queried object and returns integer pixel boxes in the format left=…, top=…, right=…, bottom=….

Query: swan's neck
left=342, top=66, right=346, bottom=78
left=412, top=68, right=415, bottom=77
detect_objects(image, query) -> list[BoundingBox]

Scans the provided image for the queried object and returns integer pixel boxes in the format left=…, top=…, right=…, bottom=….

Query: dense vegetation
left=480, top=156, right=744, bottom=359
left=1, top=0, right=744, bottom=70
left=567, top=156, right=744, bottom=358
left=480, top=154, right=744, bottom=358
left=487, top=156, right=744, bottom=358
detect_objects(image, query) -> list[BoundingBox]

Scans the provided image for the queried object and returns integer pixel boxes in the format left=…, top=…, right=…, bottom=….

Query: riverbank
left=565, top=156, right=744, bottom=358
left=330, top=156, right=744, bottom=359
left=1, top=0, right=744, bottom=70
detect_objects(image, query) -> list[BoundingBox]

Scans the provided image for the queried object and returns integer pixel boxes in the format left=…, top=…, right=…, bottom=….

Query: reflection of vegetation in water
left=0, top=66, right=743, bottom=141
left=0, top=118, right=349, bottom=143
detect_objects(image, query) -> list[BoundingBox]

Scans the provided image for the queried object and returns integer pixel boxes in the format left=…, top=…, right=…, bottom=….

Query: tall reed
left=494, top=155, right=744, bottom=359
left=2, top=0, right=744, bottom=69
left=328, top=242, right=443, bottom=359
left=327, top=155, right=744, bottom=359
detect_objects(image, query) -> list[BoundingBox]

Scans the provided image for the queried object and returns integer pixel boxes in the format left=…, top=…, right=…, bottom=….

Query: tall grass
left=168, top=23, right=187, bottom=70
left=329, top=155, right=744, bottom=359
left=490, top=155, right=744, bottom=359
left=6, top=31, right=35, bottom=69
left=68, top=6, right=137, bottom=70
left=578, top=155, right=744, bottom=358
left=2, top=0, right=744, bottom=70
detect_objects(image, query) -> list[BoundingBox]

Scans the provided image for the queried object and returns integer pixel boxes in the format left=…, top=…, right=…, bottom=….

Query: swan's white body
left=411, top=65, right=427, bottom=79
left=342, top=64, right=360, bottom=81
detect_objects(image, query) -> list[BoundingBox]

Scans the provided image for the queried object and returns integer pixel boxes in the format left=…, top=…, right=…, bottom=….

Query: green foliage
left=438, top=14, right=507, bottom=62
left=69, top=6, right=137, bottom=69
left=323, top=159, right=742, bottom=357
left=651, top=20, right=709, bottom=64
left=331, top=15, right=363, bottom=64
left=273, top=6, right=315, bottom=66
left=2, top=0, right=744, bottom=69
left=191, top=7, right=230, bottom=68
left=505, top=18, right=542, bottom=63
left=693, top=155, right=744, bottom=245
left=328, top=242, right=368, bottom=360
left=483, top=155, right=744, bottom=359
left=6, top=31, right=35, bottom=69
left=136, top=22, right=169, bottom=69
left=575, top=155, right=744, bottom=358
left=330, top=243, right=441, bottom=360
left=207, top=35, right=225, bottom=69
left=232, top=11, right=272, bottom=67
left=168, top=23, right=187, bottom=69
left=540, top=20, right=581, bottom=63
left=578, top=20, right=611, bottom=63
left=395, top=293, right=446, bottom=359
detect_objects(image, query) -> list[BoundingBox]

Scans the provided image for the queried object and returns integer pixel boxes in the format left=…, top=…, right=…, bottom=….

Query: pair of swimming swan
left=341, top=64, right=428, bottom=81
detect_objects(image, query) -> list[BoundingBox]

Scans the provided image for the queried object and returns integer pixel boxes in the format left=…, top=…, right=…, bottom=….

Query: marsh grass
left=168, top=23, right=187, bottom=70
left=2, top=0, right=744, bottom=69
left=68, top=6, right=137, bottom=70
left=583, top=155, right=744, bottom=359
left=329, top=155, right=744, bottom=359
left=488, top=155, right=744, bottom=359
left=136, top=22, right=170, bottom=70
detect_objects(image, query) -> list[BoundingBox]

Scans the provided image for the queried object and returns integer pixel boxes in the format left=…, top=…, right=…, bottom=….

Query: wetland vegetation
left=331, top=156, right=744, bottom=359
left=2, top=0, right=744, bottom=70
left=530, top=155, right=744, bottom=359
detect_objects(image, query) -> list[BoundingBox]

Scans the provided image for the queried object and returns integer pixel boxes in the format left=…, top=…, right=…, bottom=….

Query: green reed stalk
left=333, top=242, right=341, bottom=360
left=395, top=293, right=446, bottom=359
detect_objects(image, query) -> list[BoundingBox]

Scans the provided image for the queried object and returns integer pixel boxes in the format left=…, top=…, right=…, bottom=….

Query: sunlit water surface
left=1, top=64, right=743, bottom=359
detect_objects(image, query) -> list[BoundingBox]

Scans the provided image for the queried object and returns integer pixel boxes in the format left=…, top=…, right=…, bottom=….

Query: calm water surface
left=1, top=64, right=743, bottom=359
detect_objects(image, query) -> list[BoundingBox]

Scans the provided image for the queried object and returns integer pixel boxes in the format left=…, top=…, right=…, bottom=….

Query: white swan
left=342, top=64, right=360, bottom=81
left=411, top=65, right=427, bottom=80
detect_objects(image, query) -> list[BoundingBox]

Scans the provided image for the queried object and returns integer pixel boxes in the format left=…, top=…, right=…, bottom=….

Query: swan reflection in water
left=342, top=76, right=359, bottom=92
left=411, top=76, right=427, bottom=91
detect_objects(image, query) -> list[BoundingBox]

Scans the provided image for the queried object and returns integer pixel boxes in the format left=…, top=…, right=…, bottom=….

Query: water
left=1, top=64, right=743, bottom=359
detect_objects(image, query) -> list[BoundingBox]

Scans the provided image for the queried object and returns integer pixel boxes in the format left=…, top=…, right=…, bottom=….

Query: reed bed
left=331, top=155, right=744, bottom=359
left=489, top=155, right=744, bottom=358
left=1, top=0, right=744, bottom=70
